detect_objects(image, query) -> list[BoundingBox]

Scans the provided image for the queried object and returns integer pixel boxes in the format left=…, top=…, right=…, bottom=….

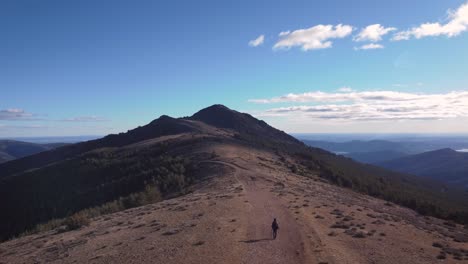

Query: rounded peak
left=210, top=104, right=229, bottom=108
left=200, top=104, right=231, bottom=112
left=158, top=114, right=173, bottom=119
left=190, top=104, right=237, bottom=120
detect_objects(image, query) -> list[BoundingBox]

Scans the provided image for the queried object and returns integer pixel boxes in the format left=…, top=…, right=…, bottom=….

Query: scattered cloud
left=60, top=116, right=109, bottom=122
left=248, top=3, right=467, bottom=52
left=0, top=124, right=49, bottom=129
left=251, top=90, right=468, bottom=121
left=0, top=109, right=41, bottom=121
left=0, top=109, right=109, bottom=124
left=354, top=24, right=396, bottom=42
left=354, top=43, right=384, bottom=50
left=248, top=3, right=468, bottom=52
left=273, top=24, right=353, bottom=51
left=393, top=1, right=468, bottom=40
left=248, top=35, right=265, bottom=47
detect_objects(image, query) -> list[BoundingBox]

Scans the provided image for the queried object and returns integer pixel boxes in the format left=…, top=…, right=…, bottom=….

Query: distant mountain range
left=302, top=139, right=468, bottom=158
left=378, top=148, right=468, bottom=187
left=0, top=140, right=68, bottom=163
left=302, top=139, right=468, bottom=188
left=3, top=136, right=102, bottom=144
left=343, top=150, right=408, bottom=164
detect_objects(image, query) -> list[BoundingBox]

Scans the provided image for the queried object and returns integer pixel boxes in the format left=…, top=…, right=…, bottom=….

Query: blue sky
left=1, top=0, right=468, bottom=136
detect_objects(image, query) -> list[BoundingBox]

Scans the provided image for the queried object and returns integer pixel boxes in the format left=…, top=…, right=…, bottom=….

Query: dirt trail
left=206, top=160, right=311, bottom=264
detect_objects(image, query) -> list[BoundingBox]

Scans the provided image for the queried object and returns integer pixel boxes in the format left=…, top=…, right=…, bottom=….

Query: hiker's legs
left=273, top=229, right=277, bottom=239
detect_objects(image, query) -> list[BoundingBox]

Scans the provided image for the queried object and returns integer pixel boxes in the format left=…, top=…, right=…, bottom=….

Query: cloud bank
left=0, top=109, right=39, bottom=121
left=0, top=109, right=109, bottom=123
left=60, top=116, right=108, bottom=122
left=249, top=90, right=468, bottom=121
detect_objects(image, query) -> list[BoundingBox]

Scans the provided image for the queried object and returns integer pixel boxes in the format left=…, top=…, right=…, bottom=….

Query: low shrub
left=64, top=213, right=90, bottom=230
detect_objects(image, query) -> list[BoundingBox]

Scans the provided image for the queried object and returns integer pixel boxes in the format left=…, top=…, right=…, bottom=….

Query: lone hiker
left=272, top=218, right=279, bottom=239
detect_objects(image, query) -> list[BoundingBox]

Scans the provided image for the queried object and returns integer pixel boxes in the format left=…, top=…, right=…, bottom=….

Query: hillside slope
left=1, top=105, right=468, bottom=243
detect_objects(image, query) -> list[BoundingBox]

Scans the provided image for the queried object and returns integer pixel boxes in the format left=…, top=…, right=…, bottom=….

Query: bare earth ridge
left=1, top=144, right=468, bottom=263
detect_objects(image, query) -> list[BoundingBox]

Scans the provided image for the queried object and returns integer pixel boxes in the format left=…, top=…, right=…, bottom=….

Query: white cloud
left=250, top=90, right=468, bottom=121
left=273, top=24, right=353, bottom=51
left=354, top=24, right=396, bottom=42
left=354, top=43, right=384, bottom=50
left=249, top=90, right=428, bottom=104
left=0, top=109, right=40, bottom=121
left=248, top=35, right=265, bottom=47
left=60, top=116, right=108, bottom=122
left=393, top=1, right=468, bottom=40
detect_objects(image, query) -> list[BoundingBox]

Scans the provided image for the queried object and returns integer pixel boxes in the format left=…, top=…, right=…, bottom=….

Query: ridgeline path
left=205, top=160, right=317, bottom=264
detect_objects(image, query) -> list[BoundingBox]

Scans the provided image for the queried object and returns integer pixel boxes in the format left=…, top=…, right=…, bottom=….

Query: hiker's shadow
left=240, top=238, right=273, bottom=243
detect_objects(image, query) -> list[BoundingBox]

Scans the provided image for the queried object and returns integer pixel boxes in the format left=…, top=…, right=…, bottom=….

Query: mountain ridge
left=1, top=104, right=467, bottom=242
left=0, top=105, right=299, bottom=177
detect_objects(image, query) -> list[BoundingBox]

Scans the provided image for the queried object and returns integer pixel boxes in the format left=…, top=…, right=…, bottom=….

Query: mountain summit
left=190, top=104, right=253, bottom=129
left=190, top=104, right=300, bottom=145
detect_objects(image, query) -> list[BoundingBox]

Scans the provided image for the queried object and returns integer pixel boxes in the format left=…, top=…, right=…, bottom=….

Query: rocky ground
left=1, top=144, right=468, bottom=264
